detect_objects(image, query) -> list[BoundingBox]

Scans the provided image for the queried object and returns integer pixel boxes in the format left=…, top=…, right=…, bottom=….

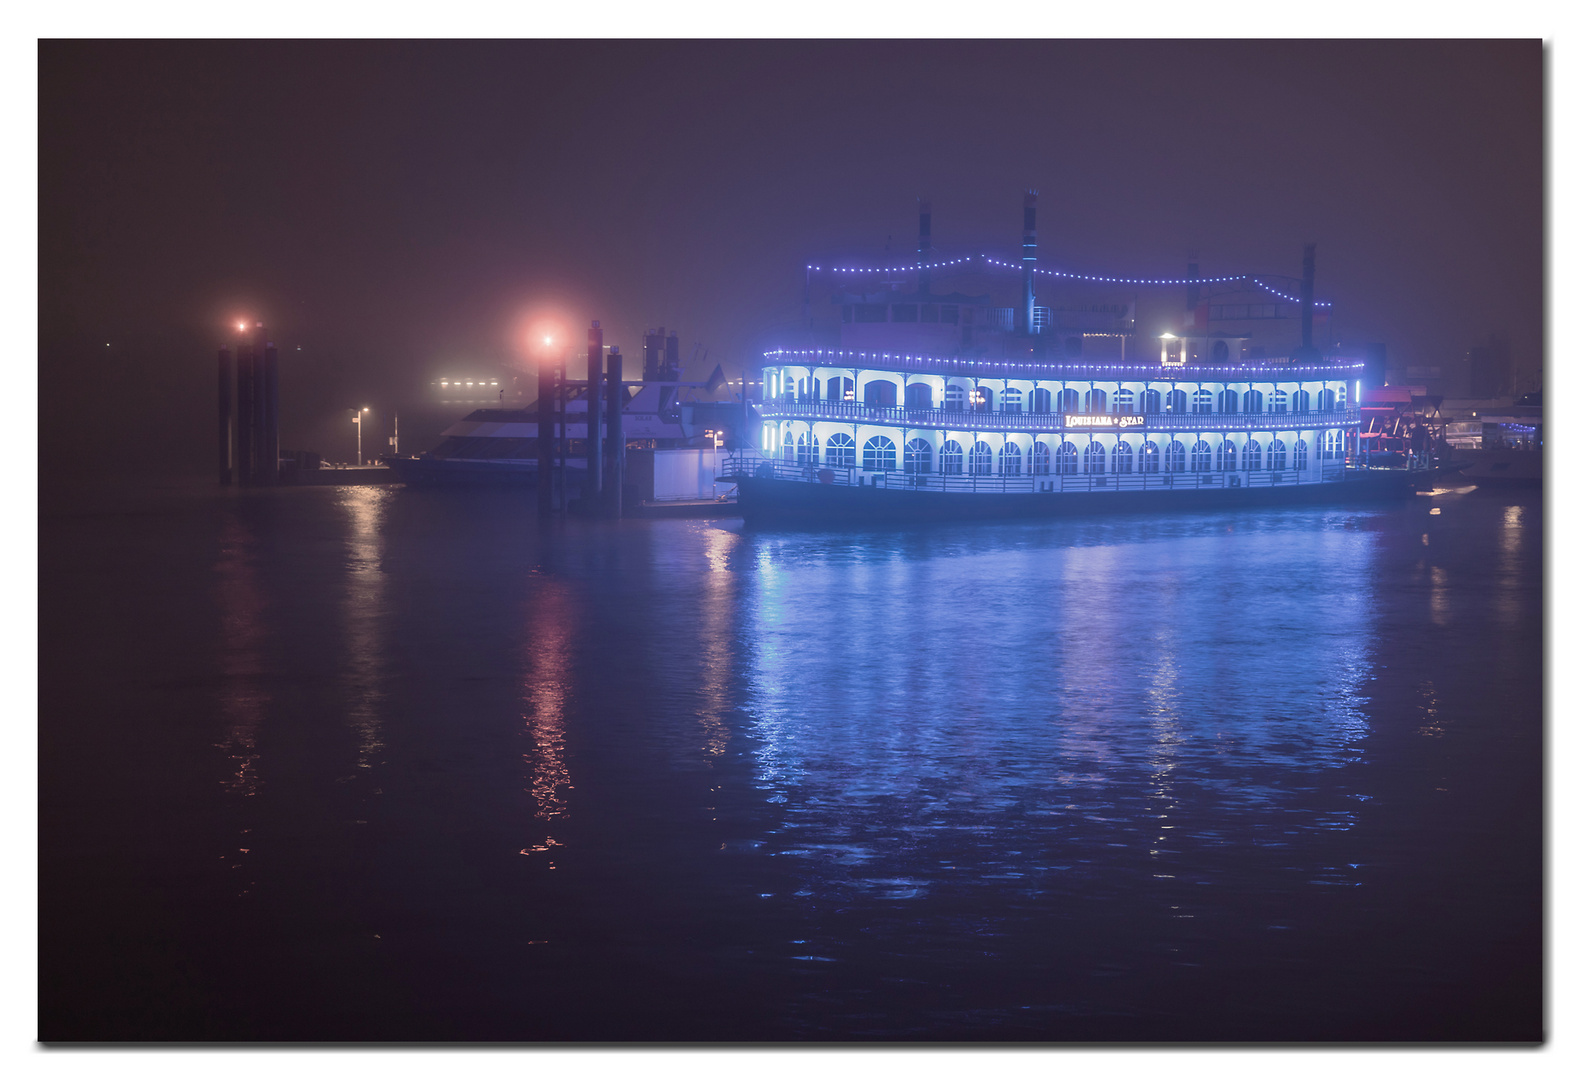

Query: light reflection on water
left=338, top=487, right=391, bottom=766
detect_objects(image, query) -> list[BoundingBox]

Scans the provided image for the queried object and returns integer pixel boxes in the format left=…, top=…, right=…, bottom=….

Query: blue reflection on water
left=736, top=512, right=1378, bottom=956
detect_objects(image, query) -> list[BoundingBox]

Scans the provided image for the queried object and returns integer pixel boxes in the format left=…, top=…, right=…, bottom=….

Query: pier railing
left=731, top=455, right=1349, bottom=493
left=755, top=402, right=1359, bottom=434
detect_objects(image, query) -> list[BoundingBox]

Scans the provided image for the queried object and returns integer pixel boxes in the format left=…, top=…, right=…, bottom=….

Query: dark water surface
left=39, top=480, right=1543, bottom=1041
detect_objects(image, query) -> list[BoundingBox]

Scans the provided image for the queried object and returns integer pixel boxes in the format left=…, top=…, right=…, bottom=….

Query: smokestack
left=260, top=335, right=279, bottom=484
left=585, top=321, right=603, bottom=502
left=918, top=198, right=932, bottom=295
left=1022, top=190, right=1038, bottom=334
left=605, top=346, right=624, bottom=519
left=1301, top=243, right=1316, bottom=351
left=217, top=346, right=233, bottom=485
left=643, top=328, right=660, bottom=382
left=235, top=338, right=255, bottom=485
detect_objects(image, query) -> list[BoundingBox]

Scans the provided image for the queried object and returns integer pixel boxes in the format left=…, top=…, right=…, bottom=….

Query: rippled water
left=39, top=480, right=1543, bottom=1041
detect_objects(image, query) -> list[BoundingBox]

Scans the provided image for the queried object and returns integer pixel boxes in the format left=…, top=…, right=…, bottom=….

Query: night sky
left=39, top=40, right=1542, bottom=478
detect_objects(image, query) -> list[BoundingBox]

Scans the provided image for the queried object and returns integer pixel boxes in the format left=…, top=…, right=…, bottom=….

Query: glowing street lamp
left=352, top=407, right=370, bottom=465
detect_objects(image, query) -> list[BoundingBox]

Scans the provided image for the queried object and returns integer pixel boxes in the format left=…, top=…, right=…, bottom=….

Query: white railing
left=757, top=401, right=1359, bottom=433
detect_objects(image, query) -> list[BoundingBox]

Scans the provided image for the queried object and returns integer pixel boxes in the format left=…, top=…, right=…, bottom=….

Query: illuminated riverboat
left=730, top=195, right=1413, bottom=523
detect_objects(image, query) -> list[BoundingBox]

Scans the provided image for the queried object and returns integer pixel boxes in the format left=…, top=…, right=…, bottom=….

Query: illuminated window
left=1055, top=441, right=1079, bottom=475
left=939, top=439, right=964, bottom=474
left=1292, top=388, right=1310, bottom=412
left=904, top=438, right=933, bottom=473
left=1217, top=439, right=1237, bottom=472
left=1165, top=389, right=1187, bottom=413
left=972, top=386, right=994, bottom=412
left=1000, top=441, right=1023, bottom=476
left=826, top=432, right=856, bottom=468
left=1244, top=439, right=1263, bottom=471
left=1271, top=389, right=1288, bottom=414
left=1218, top=388, right=1239, bottom=413
left=1002, top=387, right=1023, bottom=414
left=1084, top=387, right=1107, bottom=414
left=1114, top=388, right=1135, bottom=414
left=1193, top=389, right=1213, bottom=414
left=1031, top=388, right=1053, bottom=414
left=1243, top=388, right=1264, bottom=413
left=1322, top=430, right=1341, bottom=459
left=1191, top=440, right=1213, bottom=471
left=1032, top=441, right=1052, bottom=475
left=1058, top=388, right=1079, bottom=414
left=863, top=435, right=897, bottom=471
left=1317, top=388, right=1336, bottom=411
left=1269, top=438, right=1287, bottom=470
left=783, top=433, right=795, bottom=460
left=1083, top=441, right=1106, bottom=474
left=1164, top=440, right=1187, bottom=472
left=807, top=434, right=819, bottom=463
left=1337, top=385, right=1347, bottom=406
left=1139, top=440, right=1160, bottom=473
left=1141, top=389, right=1162, bottom=414
left=1293, top=439, right=1308, bottom=470
left=795, top=433, right=810, bottom=466
left=828, top=377, right=855, bottom=402
left=1114, top=440, right=1134, bottom=474
left=945, top=385, right=968, bottom=411
left=970, top=441, right=994, bottom=475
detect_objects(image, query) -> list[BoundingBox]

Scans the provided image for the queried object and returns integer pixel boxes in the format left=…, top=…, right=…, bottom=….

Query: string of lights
left=812, top=255, right=1333, bottom=306
left=762, top=347, right=1362, bottom=379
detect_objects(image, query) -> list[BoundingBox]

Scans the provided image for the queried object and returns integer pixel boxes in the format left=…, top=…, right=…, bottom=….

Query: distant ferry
left=728, top=195, right=1415, bottom=523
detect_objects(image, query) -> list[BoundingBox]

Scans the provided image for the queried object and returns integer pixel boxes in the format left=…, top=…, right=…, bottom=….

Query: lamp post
left=352, top=406, right=370, bottom=465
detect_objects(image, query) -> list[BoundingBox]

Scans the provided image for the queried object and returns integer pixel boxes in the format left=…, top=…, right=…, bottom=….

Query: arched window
left=1165, top=389, right=1187, bottom=413
left=1216, top=439, right=1237, bottom=472
left=1243, top=388, right=1264, bottom=413
left=1032, top=441, right=1052, bottom=475
left=972, top=386, right=994, bottom=412
left=1191, top=440, right=1213, bottom=471
left=1243, top=438, right=1262, bottom=471
left=1164, top=440, right=1187, bottom=472
left=807, top=434, right=819, bottom=464
left=1114, top=388, right=1135, bottom=414
left=1056, top=441, right=1079, bottom=475
left=1139, top=441, right=1160, bottom=473
left=862, top=435, right=896, bottom=471
left=863, top=380, right=897, bottom=407
left=904, top=438, right=932, bottom=473
left=1293, top=439, right=1309, bottom=471
left=1114, top=441, right=1134, bottom=474
left=1083, top=441, right=1106, bottom=474
left=825, top=432, right=856, bottom=467
left=1268, top=438, right=1287, bottom=471
left=1271, top=389, right=1288, bottom=414
left=1317, top=388, right=1336, bottom=411
left=1211, top=340, right=1230, bottom=362
left=1337, top=384, right=1348, bottom=406
left=905, top=383, right=933, bottom=410
left=1084, top=387, right=1108, bottom=414
left=1000, top=441, right=1023, bottom=476
left=783, top=434, right=795, bottom=460
left=828, top=376, right=855, bottom=402
left=1141, top=389, right=1162, bottom=414
left=1193, top=389, right=1214, bottom=414
left=970, top=441, right=994, bottom=475
left=1001, top=387, right=1023, bottom=414
left=1031, top=388, right=1053, bottom=414
left=1218, top=388, right=1240, bottom=413
left=1057, top=388, right=1080, bottom=414
left=1292, top=389, right=1310, bottom=412
left=795, top=433, right=808, bottom=465
left=939, top=439, right=964, bottom=474
left=1322, top=430, right=1341, bottom=460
